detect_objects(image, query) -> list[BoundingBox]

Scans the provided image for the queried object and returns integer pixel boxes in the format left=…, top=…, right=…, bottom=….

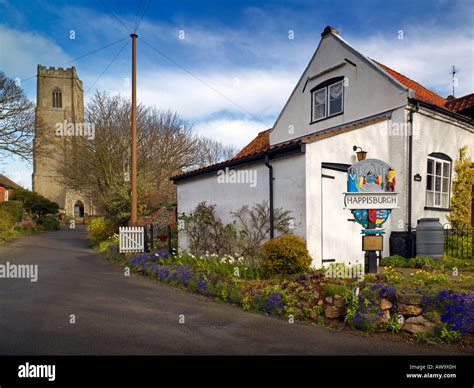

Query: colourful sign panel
left=344, top=158, right=398, bottom=228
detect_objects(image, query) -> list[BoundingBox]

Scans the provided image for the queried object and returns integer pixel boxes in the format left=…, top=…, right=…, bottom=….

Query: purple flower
left=262, top=292, right=285, bottom=314
left=424, top=290, right=474, bottom=333
left=155, top=249, right=170, bottom=259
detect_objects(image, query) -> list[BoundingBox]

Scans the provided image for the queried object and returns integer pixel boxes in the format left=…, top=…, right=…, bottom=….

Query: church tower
left=33, top=65, right=96, bottom=217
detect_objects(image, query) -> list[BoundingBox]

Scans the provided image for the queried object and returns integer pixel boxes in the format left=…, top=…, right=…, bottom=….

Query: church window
left=52, top=87, right=62, bottom=108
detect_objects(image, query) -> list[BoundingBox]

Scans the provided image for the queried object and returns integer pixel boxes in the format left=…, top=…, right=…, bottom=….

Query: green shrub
left=36, top=215, right=60, bottom=231
left=324, top=283, right=351, bottom=301
left=380, top=255, right=408, bottom=268
left=408, top=256, right=436, bottom=270
left=260, top=234, right=312, bottom=274
left=385, top=315, right=403, bottom=333
left=0, top=200, right=24, bottom=221
left=0, top=208, right=16, bottom=232
left=87, top=218, right=110, bottom=245
left=440, top=256, right=472, bottom=270
left=436, top=324, right=461, bottom=344
left=14, top=188, right=59, bottom=216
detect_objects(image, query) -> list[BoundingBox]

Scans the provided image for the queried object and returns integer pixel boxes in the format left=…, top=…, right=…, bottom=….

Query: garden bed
left=99, top=243, right=474, bottom=348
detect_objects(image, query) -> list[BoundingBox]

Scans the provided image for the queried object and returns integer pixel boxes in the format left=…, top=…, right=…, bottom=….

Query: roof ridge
left=449, top=92, right=474, bottom=100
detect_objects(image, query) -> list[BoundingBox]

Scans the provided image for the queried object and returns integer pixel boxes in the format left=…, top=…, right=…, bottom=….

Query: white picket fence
left=119, top=226, right=144, bottom=253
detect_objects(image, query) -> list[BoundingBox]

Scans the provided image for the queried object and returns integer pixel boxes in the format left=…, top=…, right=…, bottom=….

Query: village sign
left=343, top=158, right=398, bottom=273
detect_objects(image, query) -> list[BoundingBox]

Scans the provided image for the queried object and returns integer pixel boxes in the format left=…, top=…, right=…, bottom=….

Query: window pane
left=427, top=159, right=433, bottom=174
left=329, top=82, right=343, bottom=115
left=330, top=82, right=343, bottom=98
left=442, top=178, right=449, bottom=193
left=435, top=192, right=441, bottom=206
left=426, top=174, right=433, bottom=190
left=435, top=162, right=441, bottom=176
left=314, top=104, right=325, bottom=120
left=442, top=162, right=450, bottom=177
left=329, top=98, right=342, bottom=115
left=442, top=194, right=449, bottom=208
left=435, top=176, right=441, bottom=192
left=426, top=191, right=434, bottom=207
left=313, top=89, right=326, bottom=120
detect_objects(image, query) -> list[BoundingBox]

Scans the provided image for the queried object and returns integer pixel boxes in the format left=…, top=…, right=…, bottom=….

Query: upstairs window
left=52, top=87, right=62, bottom=108
left=329, top=81, right=343, bottom=115
left=426, top=154, right=451, bottom=208
left=313, top=88, right=327, bottom=121
left=311, top=78, right=344, bottom=122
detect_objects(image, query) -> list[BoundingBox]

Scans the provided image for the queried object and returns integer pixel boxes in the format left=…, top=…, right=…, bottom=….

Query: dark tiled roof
left=445, top=93, right=474, bottom=114
left=0, top=174, right=22, bottom=189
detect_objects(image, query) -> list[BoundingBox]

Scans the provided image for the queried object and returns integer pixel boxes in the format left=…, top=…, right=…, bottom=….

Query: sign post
left=344, top=158, right=398, bottom=273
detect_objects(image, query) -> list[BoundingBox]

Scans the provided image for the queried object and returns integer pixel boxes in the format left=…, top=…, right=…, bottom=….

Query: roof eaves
left=410, top=98, right=474, bottom=126
left=171, top=141, right=303, bottom=182
left=302, top=112, right=391, bottom=145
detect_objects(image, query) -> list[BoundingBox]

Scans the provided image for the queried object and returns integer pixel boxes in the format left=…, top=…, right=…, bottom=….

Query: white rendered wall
left=305, top=118, right=393, bottom=268
left=176, top=154, right=306, bottom=252
left=410, top=109, right=473, bottom=227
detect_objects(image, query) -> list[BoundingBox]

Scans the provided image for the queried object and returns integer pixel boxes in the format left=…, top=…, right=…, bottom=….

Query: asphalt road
left=0, top=227, right=470, bottom=355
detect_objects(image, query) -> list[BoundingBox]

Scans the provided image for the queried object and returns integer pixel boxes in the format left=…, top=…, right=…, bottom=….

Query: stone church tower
left=33, top=65, right=98, bottom=217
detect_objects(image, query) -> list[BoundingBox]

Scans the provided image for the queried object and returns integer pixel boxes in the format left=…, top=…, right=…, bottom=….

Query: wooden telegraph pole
left=130, top=33, right=138, bottom=226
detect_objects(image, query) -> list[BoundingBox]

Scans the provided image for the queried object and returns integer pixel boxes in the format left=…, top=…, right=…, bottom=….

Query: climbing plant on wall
left=448, top=146, right=473, bottom=231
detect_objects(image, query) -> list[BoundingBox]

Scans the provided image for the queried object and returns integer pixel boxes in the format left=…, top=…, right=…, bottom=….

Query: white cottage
left=171, top=26, right=474, bottom=268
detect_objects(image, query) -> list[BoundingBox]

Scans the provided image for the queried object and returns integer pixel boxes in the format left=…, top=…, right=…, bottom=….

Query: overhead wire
left=85, top=39, right=130, bottom=95
left=20, top=38, right=129, bottom=83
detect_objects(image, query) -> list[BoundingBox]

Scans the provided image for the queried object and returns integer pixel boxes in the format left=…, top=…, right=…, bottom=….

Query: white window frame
left=425, top=156, right=451, bottom=208
left=4, top=189, right=8, bottom=201
left=312, top=88, right=327, bottom=121
left=311, top=80, right=344, bottom=122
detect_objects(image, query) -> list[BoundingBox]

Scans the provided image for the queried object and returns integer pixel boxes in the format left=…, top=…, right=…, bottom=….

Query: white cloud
left=193, top=118, right=271, bottom=147
left=86, top=67, right=297, bottom=123
left=349, top=27, right=474, bottom=97
left=0, top=25, right=69, bottom=81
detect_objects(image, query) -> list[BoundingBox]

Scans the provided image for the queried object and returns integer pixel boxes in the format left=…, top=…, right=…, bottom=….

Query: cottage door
left=321, top=168, right=363, bottom=266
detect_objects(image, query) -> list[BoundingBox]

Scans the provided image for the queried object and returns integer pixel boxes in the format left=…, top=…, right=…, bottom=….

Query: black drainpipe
left=407, top=102, right=419, bottom=255
left=265, top=154, right=275, bottom=239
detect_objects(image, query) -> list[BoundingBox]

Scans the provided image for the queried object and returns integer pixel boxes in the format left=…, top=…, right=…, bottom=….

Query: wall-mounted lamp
left=353, top=145, right=367, bottom=161
left=414, top=174, right=422, bottom=182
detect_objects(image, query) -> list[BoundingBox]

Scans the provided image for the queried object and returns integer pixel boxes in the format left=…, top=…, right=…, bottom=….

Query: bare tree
left=0, top=71, right=35, bottom=161
left=55, top=91, right=241, bottom=219
left=56, top=91, right=202, bottom=217
left=195, top=137, right=237, bottom=167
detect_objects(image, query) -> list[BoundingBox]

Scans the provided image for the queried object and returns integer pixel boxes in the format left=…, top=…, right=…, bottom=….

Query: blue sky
left=0, top=0, right=473, bottom=188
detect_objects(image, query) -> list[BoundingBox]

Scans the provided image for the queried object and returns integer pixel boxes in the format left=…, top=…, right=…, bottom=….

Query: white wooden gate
left=321, top=168, right=363, bottom=266
left=119, top=226, right=144, bottom=253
